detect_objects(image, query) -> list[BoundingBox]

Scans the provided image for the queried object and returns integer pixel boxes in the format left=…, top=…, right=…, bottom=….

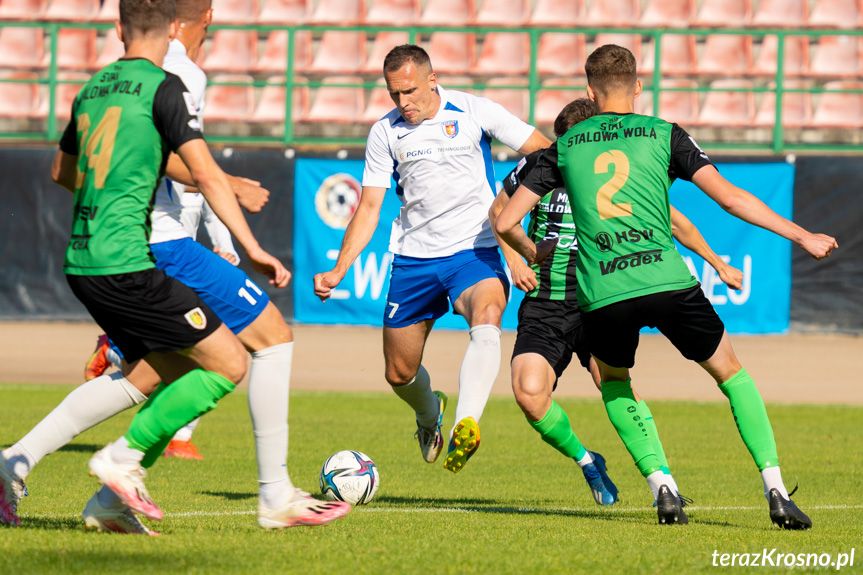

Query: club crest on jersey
left=184, top=307, right=207, bottom=330
left=442, top=120, right=458, bottom=138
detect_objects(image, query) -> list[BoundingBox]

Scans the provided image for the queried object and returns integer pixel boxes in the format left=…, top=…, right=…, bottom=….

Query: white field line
left=24, top=503, right=863, bottom=520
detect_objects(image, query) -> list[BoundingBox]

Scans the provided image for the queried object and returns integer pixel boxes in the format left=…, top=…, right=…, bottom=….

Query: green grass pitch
left=1, top=384, right=861, bottom=574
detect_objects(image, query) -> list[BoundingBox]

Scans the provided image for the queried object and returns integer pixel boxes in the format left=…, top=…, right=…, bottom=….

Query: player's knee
left=473, top=302, right=504, bottom=327
left=220, top=339, right=248, bottom=384
left=512, top=376, right=549, bottom=419
left=385, top=364, right=416, bottom=387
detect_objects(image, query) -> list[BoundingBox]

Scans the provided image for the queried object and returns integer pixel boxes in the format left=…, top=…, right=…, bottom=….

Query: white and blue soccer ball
left=319, top=450, right=379, bottom=506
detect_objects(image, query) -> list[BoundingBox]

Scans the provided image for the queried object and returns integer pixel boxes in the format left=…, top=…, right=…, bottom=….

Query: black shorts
left=512, top=297, right=592, bottom=385
left=582, top=285, right=725, bottom=369
left=66, top=268, right=222, bottom=363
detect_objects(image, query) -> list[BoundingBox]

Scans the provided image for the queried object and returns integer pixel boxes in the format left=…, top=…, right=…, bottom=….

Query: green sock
left=125, top=369, right=235, bottom=455
left=528, top=401, right=587, bottom=460
left=132, top=383, right=172, bottom=468
left=718, top=368, right=778, bottom=471
left=637, top=400, right=670, bottom=472
left=601, top=379, right=661, bottom=477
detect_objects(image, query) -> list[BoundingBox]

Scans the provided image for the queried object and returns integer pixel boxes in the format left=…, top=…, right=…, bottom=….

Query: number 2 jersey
left=59, top=58, right=203, bottom=276
left=521, top=113, right=713, bottom=312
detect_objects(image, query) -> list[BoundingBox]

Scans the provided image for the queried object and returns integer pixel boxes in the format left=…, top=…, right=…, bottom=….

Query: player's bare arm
left=670, top=206, right=743, bottom=291
left=165, top=153, right=269, bottom=213
left=488, top=192, right=538, bottom=292
left=692, top=165, right=838, bottom=260
left=494, top=183, right=557, bottom=266
left=50, top=150, right=78, bottom=193
left=175, top=138, right=290, bottom=287
left=313, top=186, right=387, bottom=301
left=517, top=129, right=552, bottom=155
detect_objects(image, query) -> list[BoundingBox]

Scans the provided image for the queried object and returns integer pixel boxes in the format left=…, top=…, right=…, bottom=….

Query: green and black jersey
left=502, top=150, right=577, bottom=301
left=521, top=113, right=713, bottom=312
left=59, top=58, right=203, bottom=276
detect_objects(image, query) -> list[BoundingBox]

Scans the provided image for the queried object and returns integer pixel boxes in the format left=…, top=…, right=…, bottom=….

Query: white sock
left=450, top=325, right=501, bottom=437
left=248, top=342, right=295, bottom=503
left=171, top=417, right=201, bottom=442
left=646, top=470, right=670, bottom=501
left=762, top=466, right=789, bottom=500
left=663, top=473, right=681, bottom=498
left=575, top=450, right=595, bottom=468
left=107, top=436, right=144, bottom=466
left=2, top=373, right=146, bottom=480
left=391, top=365, right=440, bottom=429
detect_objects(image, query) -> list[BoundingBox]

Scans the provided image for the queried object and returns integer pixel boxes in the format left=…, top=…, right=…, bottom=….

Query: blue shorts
left=384, top=247, right=509, bottom=328
left=150, top=237, right=269, bottom=334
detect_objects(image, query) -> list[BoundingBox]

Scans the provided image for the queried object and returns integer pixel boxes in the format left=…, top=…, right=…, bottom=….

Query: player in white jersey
left=1, top=0, right=349, bottom=534
left=314, top=45, right=551, bottom=473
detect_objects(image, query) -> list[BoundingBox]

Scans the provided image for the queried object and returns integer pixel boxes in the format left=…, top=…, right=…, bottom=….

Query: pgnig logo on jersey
left=442, top=120, right=459, bottom=138
left=315, top=173, right=362, bottom=229
left=595, top=232, right=613, bottom=252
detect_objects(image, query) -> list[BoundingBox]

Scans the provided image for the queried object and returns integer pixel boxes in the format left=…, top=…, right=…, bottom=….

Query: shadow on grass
left=18, top=516, right=84, bottom=531
left=56, top=443, right=102, bottom=454
left=201, top=491, right=256, bottom=501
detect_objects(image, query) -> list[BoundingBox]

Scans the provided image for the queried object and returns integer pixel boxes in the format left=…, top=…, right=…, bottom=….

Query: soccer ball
left=319, top=450, right=379, bottom=506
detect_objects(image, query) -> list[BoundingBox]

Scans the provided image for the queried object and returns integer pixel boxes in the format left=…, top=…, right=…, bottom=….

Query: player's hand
left=799, top=232, right=838, bottom=261
left=531, top=237, right=559, bottom=266
left=509, top=260, right=538, bottom=293
left=247, top=247, right=291, bottom=288
left=313, top=270, right=345, bottom=302
left=213, top=246, right=238, bottom=266
left=231, top=176, right=269, bottom=213
left=718, top=265, right=743, bottom=291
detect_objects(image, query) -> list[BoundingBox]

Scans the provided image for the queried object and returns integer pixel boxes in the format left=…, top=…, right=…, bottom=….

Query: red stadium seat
left=593, top=34, right=641, bottom=67
left=95, top=0, right=118, bottom=22
left=254, top=30, right=312, bottom=74
left=308, top=31, right=366, bottom=75
left=472, top=33, right=529, bottom=76
left=305, top=76, right=365, bottom=123
left=419, top=0, right=474, bottom=25
left=536, top=33, right=585, bottom=78
left=44, top=0, right=98, bottom=20
left=583, top=0, right=639, bottom=27
left=0, top=26, right=43, bottom=70
left=482, top=77, right=528, bottom=121
left=0, top=72, right=40, bottom=118
left=809, top=35, right=863, bottom=78
left=474, top=0, right=529, bottom=26
left=639, top=0, right=695, bottom=28
left=534, top=78, right=587, bottom=127
left=95, top=28, right=124, bottom=69
left=695, top=80, right=755, bottom=127
left=529, top=0, right=583, bottom=27
left=211, top=0, right=258, bottom=23
left=0, top=0, right=46, bottom=20
left=257, top=0, right=308, bottom=24
left=425, top=32, right=475, bottom=75
left=436, top=75, right=473, bottom=91
left=640, top=34, right=696, bottom=77
left=691, top=0, right=751, bottom=27
left=808, top=0, right=862, bottom=29
left=309, top=0, right=365, bottom=25
left=637, top=79, right=699, bottom=125
left=365, top=0, right=419, bottom=25
left=808, top=81, right=863, bottom=127
left=754, top=81, right=812, bottom=127
left=202, top=30, right=257, bottom=74
left=751, top=35, right=809, bottom=78
left=203, top=74, right=255, bottom=122
left=362, top=79, right=395, bottom=123
left=44, top=28, right=97, bottom=70
left=251, top=76, right=310, bottom=123
left=361, top=31, right=410, bottom=74
left=752, top=0, right=808, bottom=27
left=696, top=35, right=753, bottom=77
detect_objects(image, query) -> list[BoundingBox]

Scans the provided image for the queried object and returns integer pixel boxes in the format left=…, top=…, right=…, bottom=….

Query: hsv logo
left=184, top=307, right=207, bottom=330
left=442, top=120, right=459, bottom=138
left=599, top=249, right=663, bottom=275
left=595, top=232, right=613, bottom=252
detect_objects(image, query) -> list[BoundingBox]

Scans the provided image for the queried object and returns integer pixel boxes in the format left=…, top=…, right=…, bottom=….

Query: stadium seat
left=0, top=0, right=46, bottom=20
left=691, top=0, right=751, bottom=27
left=203, top=74, right=255, bottom=122
left=534, top=78, right=586, bottom=126
left=751, top=35, right=809, bottom=78
left=202, top=30, right=257, bottom=74
left=752, top=0, right=808, bottom=27
left=482, top=77, right=528, bottom=121
left=583, top=0, right=638, bottom=27
left=309, top=0, right=365, bottom=25
left=473, top=0, right=530, bottom=26
left=305, top=76, right=365, bottom=123
left=35, top=72, right=88, bottom=120
left=696, top=35, right=753, bottom=77
left=754, top=81, right=812, bottom=127
left=472, top=33, right=529, bottom=76
left=0, top=72, right=40, bottom=118
left=809, top=35, right=862, bottom=78
left=254, top=30, right=312, bottom=74
left=308, top=31, right=366, bottom=75
left=640, top=34, right=696, bottom=77
left=536, top=33, right=585, bottom=78
left=0, top=26, right=43, bottom=70
left=361, top=31, right=410, bottom=74
left=808, top=0, right=862, bottom=29
left=251, top=76, right=310, bottom=123
left=210, top=0, right=257, bottom=23
left=95, top=28, right=125, bottom=69
left=365, top=0, right=419, bottom=25
left=436, top=74, right=473, bottom=91
left=44, top=28, right=97, bottom=70
left=419, top=0, right=474, bottom=25
left=695, top=80, right=755, bottom=127
left=361, top=79, right=395, bottom=122
left=95, top=0, right=118, bottom=22
left=637, top=79, right=699, bottom=125
left=639, top=0, right=694, bottom=28
left=257, top=0, right=308, bottom=24
left=529, top=0, right=583, bottom=27
left=593, top=34, right=641, bottom=66
left=44, top=0, right=98, bottom=20
left=425, top=32, right=474, bottom=75
left=808, top=81, right=863, bottom=127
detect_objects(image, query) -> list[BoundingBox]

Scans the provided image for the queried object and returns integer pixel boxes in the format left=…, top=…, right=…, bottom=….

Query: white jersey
left=362, top=85, right=534, bottom=258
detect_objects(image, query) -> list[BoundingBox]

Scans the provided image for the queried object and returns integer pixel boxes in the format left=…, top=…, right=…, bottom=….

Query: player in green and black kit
left=498, top=45, right=837, bottom=529
left=491, top=98, right=743, bottom=513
